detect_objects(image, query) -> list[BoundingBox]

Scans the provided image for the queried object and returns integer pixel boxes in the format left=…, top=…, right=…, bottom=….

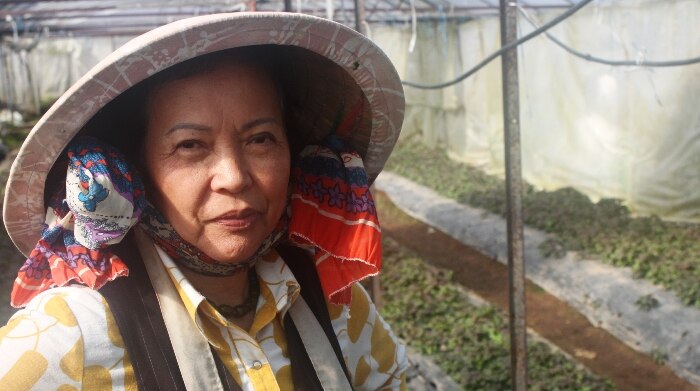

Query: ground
left=376, top=190, right=698, bottom=391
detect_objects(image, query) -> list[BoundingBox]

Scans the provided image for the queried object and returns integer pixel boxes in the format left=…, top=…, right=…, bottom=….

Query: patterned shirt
left=0, top=249, right=407, bottom=390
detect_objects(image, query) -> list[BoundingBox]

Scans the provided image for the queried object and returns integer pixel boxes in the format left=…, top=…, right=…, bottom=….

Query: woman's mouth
left=212, top=210, right=260, bottom=230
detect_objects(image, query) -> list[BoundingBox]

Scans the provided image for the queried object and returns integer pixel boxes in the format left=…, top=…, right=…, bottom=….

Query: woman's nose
left=209, top=151, right=253, bottom=193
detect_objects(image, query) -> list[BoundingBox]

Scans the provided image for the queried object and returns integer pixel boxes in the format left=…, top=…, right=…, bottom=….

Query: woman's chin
left=202, top=240, right=261, bottom=264
left=193, top=224, right=276, bottom=263
left=210, top=251, right=257, bottom=264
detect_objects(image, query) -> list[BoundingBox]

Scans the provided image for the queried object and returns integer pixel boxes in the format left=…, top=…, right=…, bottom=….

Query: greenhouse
left=0, top=0, right=698, bottom=390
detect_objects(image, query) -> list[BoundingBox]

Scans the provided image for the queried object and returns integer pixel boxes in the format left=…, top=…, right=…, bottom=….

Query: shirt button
left=252, top=360, right=263, bottom=370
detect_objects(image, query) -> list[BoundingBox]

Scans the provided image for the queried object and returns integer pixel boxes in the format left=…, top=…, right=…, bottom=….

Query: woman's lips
left=212, top=210, right=260, bottom=229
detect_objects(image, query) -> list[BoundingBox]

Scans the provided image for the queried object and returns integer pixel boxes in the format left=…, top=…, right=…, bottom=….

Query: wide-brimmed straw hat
left=3, top=12, right=404, bottom=257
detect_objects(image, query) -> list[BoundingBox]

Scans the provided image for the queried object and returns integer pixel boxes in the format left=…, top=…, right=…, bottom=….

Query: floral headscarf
left=12, top=133, right=381, bottom=308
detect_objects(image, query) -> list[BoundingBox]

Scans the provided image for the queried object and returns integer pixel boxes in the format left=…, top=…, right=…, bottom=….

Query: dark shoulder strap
left=277, top=244, right=355, bottom=390
left=100, top=237, right=189, bottom=391
left=102, top=236, right=241, bottom=391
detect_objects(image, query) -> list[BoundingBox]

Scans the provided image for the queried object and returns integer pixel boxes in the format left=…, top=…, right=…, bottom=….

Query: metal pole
left=360, top=0, right=373, bottom=307
left=284, top=0, right=292, bottom=12
left=499, top=1, right=528, bottom=390
left=354, top=0, right=366, bottom=34
left=247, top=0, right=257, bottom=12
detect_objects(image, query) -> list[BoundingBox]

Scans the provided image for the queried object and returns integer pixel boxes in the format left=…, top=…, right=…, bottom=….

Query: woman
left=0, top=12, right=406, bottom=391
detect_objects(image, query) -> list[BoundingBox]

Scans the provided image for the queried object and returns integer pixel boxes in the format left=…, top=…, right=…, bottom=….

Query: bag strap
left=277, top=244, right=355, bottom=390
left=100, top=235, right=188, bottom=391
left=288, top=298, right=355, bottom=390
left=104, top=234, right=241, bottom=391
left=135, top=229, right=236, bottom=391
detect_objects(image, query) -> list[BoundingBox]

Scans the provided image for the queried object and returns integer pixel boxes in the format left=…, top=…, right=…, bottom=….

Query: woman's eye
left=248, top=133, right=276, bottom=145
left=177, top=140, right=202, bottom=150
left=173, top=140, right=208, bottom=156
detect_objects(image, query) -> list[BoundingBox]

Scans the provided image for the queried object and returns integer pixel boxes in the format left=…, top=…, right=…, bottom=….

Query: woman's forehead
left=149, top=57, right=278, bottom=98
left=146, top=60, right=283, bottom=131
left=146, top=47, right=281, bottom=92
left=150, top=57, right=277, bottom=96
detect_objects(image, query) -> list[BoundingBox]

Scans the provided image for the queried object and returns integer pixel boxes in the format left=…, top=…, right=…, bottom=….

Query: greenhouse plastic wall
left=371, top=0, right=700, bottom=223
left=1, top=36, right=131, bottom=114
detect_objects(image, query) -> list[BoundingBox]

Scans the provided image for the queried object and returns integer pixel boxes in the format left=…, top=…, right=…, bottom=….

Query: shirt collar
left=155, top=246, right=301, bottom=341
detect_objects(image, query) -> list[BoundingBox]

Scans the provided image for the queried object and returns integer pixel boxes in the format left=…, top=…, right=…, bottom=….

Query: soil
left=375, top=191, right=698, bottom=391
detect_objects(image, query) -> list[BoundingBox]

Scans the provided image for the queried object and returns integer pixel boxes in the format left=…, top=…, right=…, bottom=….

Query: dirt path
left=376, top=191, right=698, bottom=391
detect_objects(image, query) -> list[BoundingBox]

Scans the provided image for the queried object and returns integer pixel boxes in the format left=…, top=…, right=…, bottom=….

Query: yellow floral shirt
left=0, top=249, right=407, bottom=391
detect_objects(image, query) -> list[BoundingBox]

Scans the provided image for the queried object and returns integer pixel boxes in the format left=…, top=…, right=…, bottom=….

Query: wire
left=517, top=5, right=700, bottom=67
left=401, top=0, right=595, bottom=90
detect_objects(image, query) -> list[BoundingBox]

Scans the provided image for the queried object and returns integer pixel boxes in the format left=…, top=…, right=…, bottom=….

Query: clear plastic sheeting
left=373, top=0, right=700, bottom=222
left=1, top=36, right=130, bottom=114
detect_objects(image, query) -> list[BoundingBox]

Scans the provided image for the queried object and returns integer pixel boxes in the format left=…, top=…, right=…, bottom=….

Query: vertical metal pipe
left=499, top=1, right=528, bottom=390
left=354, top=0, right=366, bottom=34
left=355, top=0, right=368, bottom=311
left=284, top=0, right=292, bottom=12
left=247, top=0, right=257, bottom=12
left=3, top=51, right=18, bottom=116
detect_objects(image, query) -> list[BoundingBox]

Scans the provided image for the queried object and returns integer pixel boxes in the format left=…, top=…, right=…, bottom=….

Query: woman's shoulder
left=10, top=285, right=113, bottom=331
left=326, top=283, right=391, bottom=340
left=327, top=283, right=408, bottom=390
left=0, top=286, right=130, bottom=389
left=3, top=285, right=103, bottom=329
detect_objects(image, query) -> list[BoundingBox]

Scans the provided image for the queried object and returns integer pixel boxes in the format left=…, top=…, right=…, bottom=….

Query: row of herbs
left=380, top=236, right=615, bottom=390
left=384, top=140, right=700, bottom=308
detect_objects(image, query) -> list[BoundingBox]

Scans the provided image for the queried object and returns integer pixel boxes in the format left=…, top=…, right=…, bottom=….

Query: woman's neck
left=179, top=267, right=256, bottom=330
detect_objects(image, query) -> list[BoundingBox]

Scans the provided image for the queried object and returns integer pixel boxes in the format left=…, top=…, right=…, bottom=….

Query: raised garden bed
left=385, top=141, right=700, bottom=309
left=380, top=236, right=614, bottom=390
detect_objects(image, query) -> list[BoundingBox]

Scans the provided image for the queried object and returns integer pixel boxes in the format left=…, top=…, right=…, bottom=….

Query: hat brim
left=3, top=12, right=404, bottom=257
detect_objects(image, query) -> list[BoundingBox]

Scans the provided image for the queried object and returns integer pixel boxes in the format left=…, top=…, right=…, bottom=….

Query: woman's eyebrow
left=241, top=117, right=280, bottom=132
left=166, top=123, right=211, bottom=134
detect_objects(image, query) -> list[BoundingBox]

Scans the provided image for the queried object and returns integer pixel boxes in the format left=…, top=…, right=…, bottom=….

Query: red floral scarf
left=289, top=135, right=381, bottom=305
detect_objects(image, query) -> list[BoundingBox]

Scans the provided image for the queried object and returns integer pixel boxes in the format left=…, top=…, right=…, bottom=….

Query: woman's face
left=143, top=60, right=290, bottom=263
